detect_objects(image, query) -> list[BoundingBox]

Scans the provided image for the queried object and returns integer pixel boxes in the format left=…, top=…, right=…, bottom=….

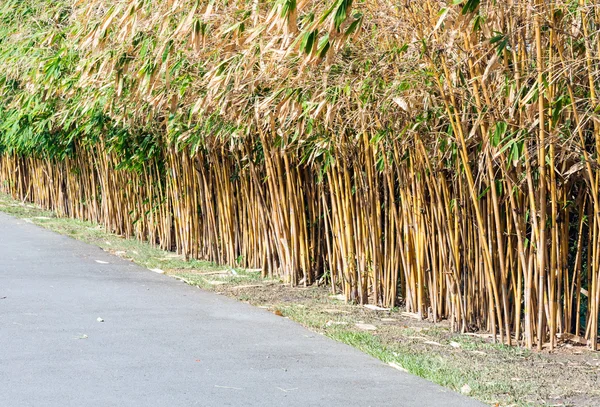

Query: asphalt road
left=0, top=212, right=484, bottom=407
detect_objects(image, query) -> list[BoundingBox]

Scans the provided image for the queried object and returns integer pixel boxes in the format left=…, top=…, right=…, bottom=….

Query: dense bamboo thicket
left=1, top=0, right=600, bottom=350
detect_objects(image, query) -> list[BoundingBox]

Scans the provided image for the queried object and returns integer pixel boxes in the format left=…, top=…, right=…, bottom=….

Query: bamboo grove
left=1, top=0, right=600, bottom=350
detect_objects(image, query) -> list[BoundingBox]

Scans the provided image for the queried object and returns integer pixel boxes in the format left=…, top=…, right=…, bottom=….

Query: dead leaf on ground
left=323, top=308, right=350, bottom=314
left=205, top=280, right=227, bottom=286
left=214, top=385, right=243, bottom=390
left=194, top=271, right=231, bottom=276
left=388, top=362, right=408, bottom=372
left=364, top=304, right=391, bottom=311
left=407, top=336, right=429, bottom=341
left=465, top=332, right=494, bottom=339
left=230, top=284, right=263, bottom=290
left=277, top=387, right=298, bottom=393
left=173, top=276, right=192, bottom=284
left=326, top=321, right=349, bottom=327
left=356, top=323, right=377, bottom=331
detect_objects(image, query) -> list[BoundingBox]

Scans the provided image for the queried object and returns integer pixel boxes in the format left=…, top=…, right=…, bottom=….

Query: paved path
left=0, top=212, right=483, bottom=406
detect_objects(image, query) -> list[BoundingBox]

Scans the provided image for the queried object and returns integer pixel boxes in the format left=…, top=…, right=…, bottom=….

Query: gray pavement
left=0, top=212, right=483, bottom=406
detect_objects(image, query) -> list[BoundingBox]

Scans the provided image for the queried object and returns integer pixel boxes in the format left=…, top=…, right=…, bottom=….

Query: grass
left=2, top=191, right=599, bottom=407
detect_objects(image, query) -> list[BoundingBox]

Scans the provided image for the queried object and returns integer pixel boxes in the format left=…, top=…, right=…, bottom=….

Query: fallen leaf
left=388, top=362, right=408, bottom=372
left=205, top=280, right=227, bottom=286
left=230, top=284, right=262, bottom=290
left=393, top=97, right=410, bottom=112
left=407, top=336, right=429, bottom=341
left=173, top=276, right=192, bottom=284
left=355, top=323, right=377, bottom=331
left=214, top=385, right=243, bottom=390
left=323, top=308, right=350, bottom=314
left=326, top=321, right=348, bottom=327
left=464, top=332, right=494, bottom=339
left=273, top=310, right=283, bottom=317
left=195, top=271, right=231, bottom=276
left=364, top=304, right=391, bottom=311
